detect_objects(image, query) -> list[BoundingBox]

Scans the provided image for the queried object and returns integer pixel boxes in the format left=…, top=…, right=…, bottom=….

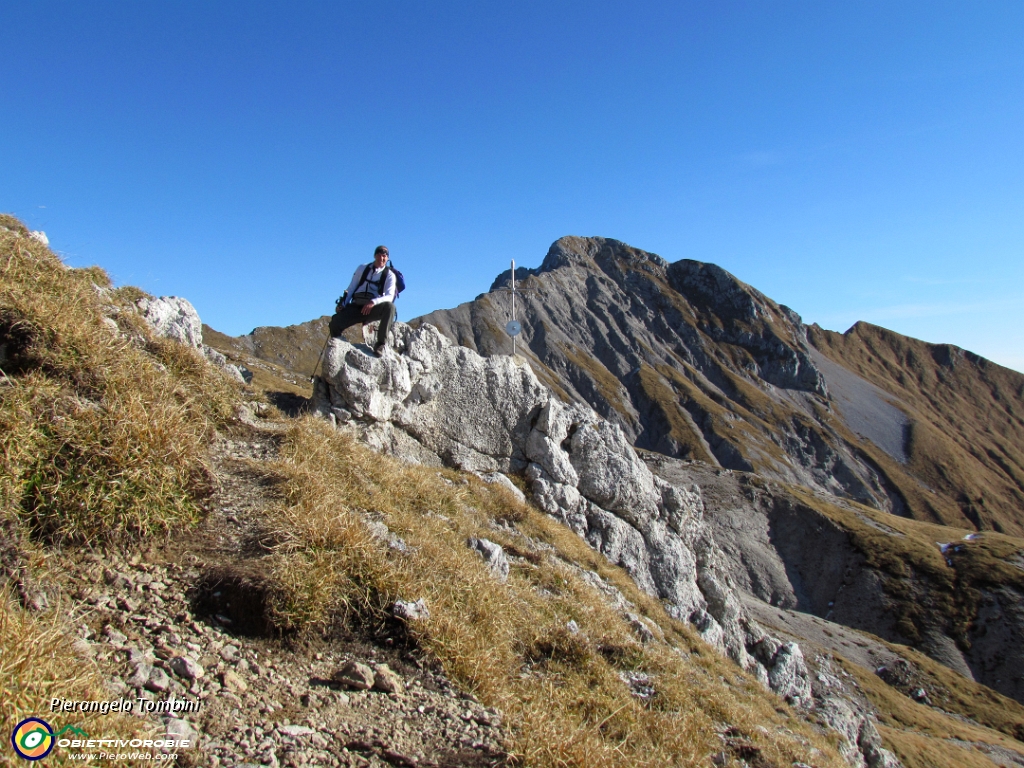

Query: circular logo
left=11, top=718, right=54, bottom=761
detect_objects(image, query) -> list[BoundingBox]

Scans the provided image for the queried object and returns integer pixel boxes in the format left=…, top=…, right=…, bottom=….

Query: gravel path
left=59, top=425, right=510, bottom=768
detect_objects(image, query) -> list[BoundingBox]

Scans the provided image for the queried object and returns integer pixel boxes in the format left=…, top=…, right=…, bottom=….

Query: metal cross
left=493, top=259, right=534, bottom=356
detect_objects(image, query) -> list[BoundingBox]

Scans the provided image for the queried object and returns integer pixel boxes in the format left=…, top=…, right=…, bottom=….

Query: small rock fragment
left=145, top=667, right=172, bottom=693
left=104, top=627, right=128, bottom=647
left=332, top=661, right=375, bottom=690
left=393, top=599, right=430, bottom=622
left=467, top=538, right=510, bottom=583
left=169, top=655, right=205, bottom=681
left=279, top=724, right=315, bottom=737
left=127, top=664, right=153, bottom=688
left=372, top=664, right=405, bottom=695
left=221, top=670, right=248, bottom=693
left=127, top=647, right=154, bottom=665
left=477, top=472, right=526, bottom=502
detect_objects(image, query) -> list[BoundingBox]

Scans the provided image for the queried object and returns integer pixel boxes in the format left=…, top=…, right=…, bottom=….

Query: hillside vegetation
left=0, top=215, right=241, bottom=763
left=258, top=419, right=847, bottom=767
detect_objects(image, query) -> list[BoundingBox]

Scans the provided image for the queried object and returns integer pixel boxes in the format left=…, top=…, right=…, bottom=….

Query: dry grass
left=559, top=341, right=632, bottom=419
left=808, top=322, right=1024, bottom=535
left=875, top=725, right=1003, bottom=768
left=261, top=417, right=848, bottom=768
left=0, top=216, right=248, bottom=763
left=0, top=590, right=156, bottom=766
left=0, top=218, right=238, bottom=544
left=838, top=653, right=1024, bottom=766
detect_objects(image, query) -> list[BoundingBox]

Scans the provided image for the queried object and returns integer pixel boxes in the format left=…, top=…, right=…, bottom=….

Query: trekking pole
left=311, top=293, right=345, bottom=383
left=310, top=332, right=330, bottom=383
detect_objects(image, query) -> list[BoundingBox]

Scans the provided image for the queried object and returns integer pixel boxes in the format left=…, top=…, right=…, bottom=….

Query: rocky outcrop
left=135, top=295, right=248, bottom=383
left=645, top=451, right=1024, bottom=709
left=306, top=323, right=929, bottom=764
left=199, top=234, right=1024, bottom=535
left=136, top=296, right=204, bottom=349
left=311, top=322, right=811, bottom=704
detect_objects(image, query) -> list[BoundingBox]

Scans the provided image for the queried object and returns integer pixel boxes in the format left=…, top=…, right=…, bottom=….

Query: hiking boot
left=373, top=343, right=387, bottom=357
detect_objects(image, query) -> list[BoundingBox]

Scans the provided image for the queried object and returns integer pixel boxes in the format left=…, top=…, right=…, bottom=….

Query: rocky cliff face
left=310, top=322, right=912, bottom=767
left=416, top=236, right=1024, bottom=537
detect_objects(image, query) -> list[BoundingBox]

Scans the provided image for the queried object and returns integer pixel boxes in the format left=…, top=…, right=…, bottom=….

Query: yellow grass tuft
left=0, top=218, right=238, bottom=545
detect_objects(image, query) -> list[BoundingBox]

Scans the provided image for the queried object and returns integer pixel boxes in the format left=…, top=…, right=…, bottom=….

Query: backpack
left=355, top=263, right=405, bottom=300
left=337, top=263, right=406, bottom=312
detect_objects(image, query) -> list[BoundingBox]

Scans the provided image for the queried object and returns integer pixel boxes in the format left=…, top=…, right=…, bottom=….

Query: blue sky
left=3, top=2, right=1022, bottom=372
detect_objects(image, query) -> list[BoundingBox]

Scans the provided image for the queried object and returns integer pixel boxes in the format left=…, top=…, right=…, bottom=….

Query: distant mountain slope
left=415, top=236, right=1024, bottom=536
left=808, top=322, right=1024, bottom=535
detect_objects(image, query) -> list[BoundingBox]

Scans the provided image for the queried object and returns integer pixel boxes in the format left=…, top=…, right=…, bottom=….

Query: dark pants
left=329, top=301, right=397, bottom=347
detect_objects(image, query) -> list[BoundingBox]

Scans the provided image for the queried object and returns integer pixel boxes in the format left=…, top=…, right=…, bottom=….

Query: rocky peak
left=421, top=237, right=869, bottom=497
left=490, top=236, right=670, bottom=291
left=668, top=259, right=773, bottom=324
left=417, top=235, right=1024, bottom=536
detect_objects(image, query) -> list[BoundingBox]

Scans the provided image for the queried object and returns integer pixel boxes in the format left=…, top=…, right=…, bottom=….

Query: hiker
left=329, top=245, right=398, bottom=356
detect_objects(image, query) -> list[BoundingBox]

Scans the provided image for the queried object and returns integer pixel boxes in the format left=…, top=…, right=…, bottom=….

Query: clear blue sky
left=3, top=2, right=1022, bottom=371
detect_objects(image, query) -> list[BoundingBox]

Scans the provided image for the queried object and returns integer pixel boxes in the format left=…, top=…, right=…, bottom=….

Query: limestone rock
left=393, top=598, right=430, bottom=622
left=169, top=655, right=205, bottom=681
left=467, top=537, right=510, bottom=583
left=201, top=345, right=247, bottom=383
left=372, top=664, right=405, bottom=695
left=477, top=471, right=526, bottom=503
left=416, top=236, right=913, bottom=518
left=136, top=296, right=203, bottom=348
left=279, top=724, right=315, bottom=737
left=316, top=321, right=805, bottom=701
left=221, top=670, right=247, bottom=693
left=127, top=663, right=153, bottom=688
left=145, top=666, right=172, bottom=693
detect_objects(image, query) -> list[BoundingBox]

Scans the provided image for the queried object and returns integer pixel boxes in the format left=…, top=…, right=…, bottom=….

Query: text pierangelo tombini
left=50, top=696, right=203, bottom=715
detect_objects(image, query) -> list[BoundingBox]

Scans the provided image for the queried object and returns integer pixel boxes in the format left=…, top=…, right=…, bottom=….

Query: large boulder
left=136, top=296, right=203, bottom=348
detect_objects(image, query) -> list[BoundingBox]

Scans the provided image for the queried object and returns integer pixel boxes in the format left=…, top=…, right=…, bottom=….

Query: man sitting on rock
left=329, top=245, right=397, bottom=356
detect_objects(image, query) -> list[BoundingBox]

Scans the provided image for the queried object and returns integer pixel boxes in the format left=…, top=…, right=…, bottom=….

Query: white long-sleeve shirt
left=344, top=262, right=396, bottom=306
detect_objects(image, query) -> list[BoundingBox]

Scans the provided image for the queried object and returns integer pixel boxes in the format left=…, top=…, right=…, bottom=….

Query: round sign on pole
left=506, top=320, right=522, bottom=337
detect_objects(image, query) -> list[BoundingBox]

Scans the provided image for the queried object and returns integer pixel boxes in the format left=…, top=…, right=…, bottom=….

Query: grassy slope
left=808, top=322, right=1024, bottom=536
left=774, top=483, right=1024, bottom=733
left=1, top=214, right=240, bottom=762
left=0, top=216, right=848, bottom=767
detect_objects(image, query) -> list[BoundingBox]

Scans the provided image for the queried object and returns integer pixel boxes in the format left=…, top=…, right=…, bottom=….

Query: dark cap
left=374, top=245, right=389, bottom=255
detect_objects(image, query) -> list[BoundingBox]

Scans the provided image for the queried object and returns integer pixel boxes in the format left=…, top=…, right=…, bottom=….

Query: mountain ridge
left=203, top=234, right=1024, bottom=710
left=415, top=236, right=1024, bottom=537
